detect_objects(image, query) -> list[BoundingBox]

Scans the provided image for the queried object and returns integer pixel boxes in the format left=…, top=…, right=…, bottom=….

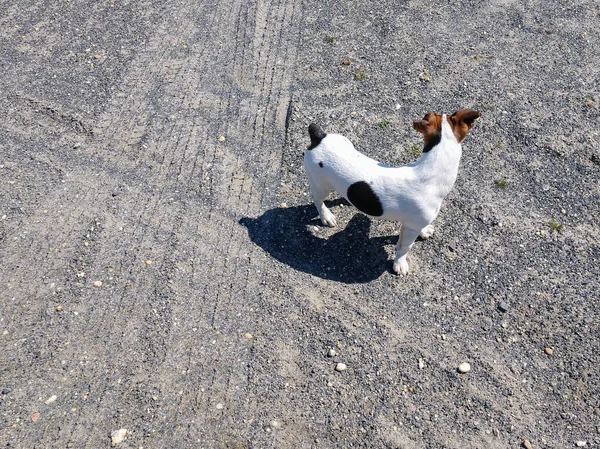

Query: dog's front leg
left=306, top=174, right=337, bottom=227
left=393, top=225, right=421, bottom=275
left=419, top=224, right=435, bottom=239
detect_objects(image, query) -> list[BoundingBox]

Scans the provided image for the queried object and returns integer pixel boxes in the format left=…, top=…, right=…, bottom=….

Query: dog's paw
left=320, top=210, right=337, bottom=227
left=393, top=257, right=409, bottom=276
left=419, top=224, right=435, bottom=240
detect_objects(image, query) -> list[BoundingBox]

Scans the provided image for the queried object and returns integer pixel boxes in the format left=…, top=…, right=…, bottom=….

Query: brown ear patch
left=448, top=109, right=481, bottom=143
left=413, top=112, right=443, bottom=152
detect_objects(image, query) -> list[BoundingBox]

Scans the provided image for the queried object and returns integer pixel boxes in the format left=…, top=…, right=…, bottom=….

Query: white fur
left=304, top=116, right=462, bottom=275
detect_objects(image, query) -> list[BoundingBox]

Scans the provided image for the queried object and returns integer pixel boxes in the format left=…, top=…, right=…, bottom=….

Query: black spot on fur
left=423, top=133, right=441, bottom=153
left=347, top=181, right=383, bottom=217
left=308, top=123, right=326, bottom=150
left=319, top=161, right=324, bottom=167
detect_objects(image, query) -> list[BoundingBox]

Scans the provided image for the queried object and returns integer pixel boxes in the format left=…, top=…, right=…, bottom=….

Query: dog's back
left=304, top=125, right=457, bottom=226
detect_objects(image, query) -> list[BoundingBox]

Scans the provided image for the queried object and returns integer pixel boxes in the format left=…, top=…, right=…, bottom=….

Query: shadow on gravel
left=239, top=200, right=396, bottom=283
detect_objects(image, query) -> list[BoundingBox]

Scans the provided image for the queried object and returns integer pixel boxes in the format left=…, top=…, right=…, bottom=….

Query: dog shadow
left=239, top=200, right=397, bottom=283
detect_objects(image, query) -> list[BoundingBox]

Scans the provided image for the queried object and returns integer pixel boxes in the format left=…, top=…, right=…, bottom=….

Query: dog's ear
left=413, top=112, right=437, bottom=134
left=449, top=109, right=481, bottom=142
left=413, top=112, right=444, bottom=152
left=451, top=109, right=481, bottom=128
left=412, top=119, right=429, bottom=134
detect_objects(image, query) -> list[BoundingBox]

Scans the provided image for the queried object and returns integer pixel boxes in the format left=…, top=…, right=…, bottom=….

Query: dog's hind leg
left=307, top=174, right=337, bottom=227
left=393, top=225, right=421, bottom=275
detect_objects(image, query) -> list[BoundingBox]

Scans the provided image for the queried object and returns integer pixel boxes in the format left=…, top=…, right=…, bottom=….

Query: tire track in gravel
left=145, top=1, right=302, bottom=445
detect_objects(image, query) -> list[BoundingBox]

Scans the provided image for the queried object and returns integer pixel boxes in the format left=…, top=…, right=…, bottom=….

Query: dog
left=304, top=109, right=481, bottom=275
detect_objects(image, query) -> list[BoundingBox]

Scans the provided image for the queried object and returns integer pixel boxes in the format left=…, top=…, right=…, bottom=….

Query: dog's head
left=413, top=109, right=481, bottom=150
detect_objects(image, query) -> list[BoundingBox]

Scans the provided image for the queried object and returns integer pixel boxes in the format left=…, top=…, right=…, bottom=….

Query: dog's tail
left=308, top=123, right=326, bottom=150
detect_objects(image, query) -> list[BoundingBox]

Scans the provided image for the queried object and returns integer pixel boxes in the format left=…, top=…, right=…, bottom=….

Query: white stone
left=44, top=395, right=57, bottom=405
left=458, top=362, right=471, bottom=373
left=111, top=429, right=128, bottom=445
left=335, top=363, right=347, bottom=372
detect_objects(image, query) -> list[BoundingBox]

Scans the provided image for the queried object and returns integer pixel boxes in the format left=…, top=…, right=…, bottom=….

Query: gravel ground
left=1, top=0, right=599, bottom=448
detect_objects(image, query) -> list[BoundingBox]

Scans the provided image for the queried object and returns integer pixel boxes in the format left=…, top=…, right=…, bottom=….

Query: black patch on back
left=347, top=181, right=384, bottom=217
left=423, top=133, right=441, bottom=153
left=308, top=123, right=326, bottom=150
left=319, top=161, right=324, bottom=167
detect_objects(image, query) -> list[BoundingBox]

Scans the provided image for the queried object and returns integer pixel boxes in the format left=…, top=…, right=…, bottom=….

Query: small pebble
left=244, top=333, right=253, bottom=340
left=335, top=363, right=347, bottom=372
left=145, top=260, right=152, bottom=265
left=280, top=203, right=288, bottom=208
left=55, top=305, right=62, bottom=312
left=498, top=301, right=508, bottom=313
left=493, top=428, right=500, bottom=437
left=418, top=358, right=425, bottom=369
left=218, top=136, right=226, bottom=142
left=93, top=281, right=103, bottom=287
left=342, top=59, right=351, bottom=65
left=458, top=362, right=471, bottom=374
left=328, top=349, right=337, bottom=357
left=44, top=395, right=57, bottom=405
left=94, top=54, right=101, bottom=59
left=544, top=347, right=553, bottom=355
left=31, top=412, right=40, bottom=423
left=576, top=441, right=587, bottom=447
left=523, top=439, right=532, bottom=449
left=216, top=403, right=224, bottom=410
left=111, top=428, right=128, bottom=445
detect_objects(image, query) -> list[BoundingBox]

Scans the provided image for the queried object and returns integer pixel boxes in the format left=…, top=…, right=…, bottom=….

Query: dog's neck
left=416, top=115, right=462, bottom=197
left=440, top=114, right=458, bottom=144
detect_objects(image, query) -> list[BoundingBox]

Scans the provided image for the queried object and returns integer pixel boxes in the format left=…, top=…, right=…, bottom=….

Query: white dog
left=304, top=109, right=480, bottom=275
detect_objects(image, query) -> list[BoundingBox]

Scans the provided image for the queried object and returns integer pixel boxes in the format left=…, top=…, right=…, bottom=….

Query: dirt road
left=1, top=1, right=599, bottom=447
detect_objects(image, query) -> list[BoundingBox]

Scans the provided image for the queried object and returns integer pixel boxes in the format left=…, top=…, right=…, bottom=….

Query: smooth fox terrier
left=304, top=109, right=480, bottom=275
